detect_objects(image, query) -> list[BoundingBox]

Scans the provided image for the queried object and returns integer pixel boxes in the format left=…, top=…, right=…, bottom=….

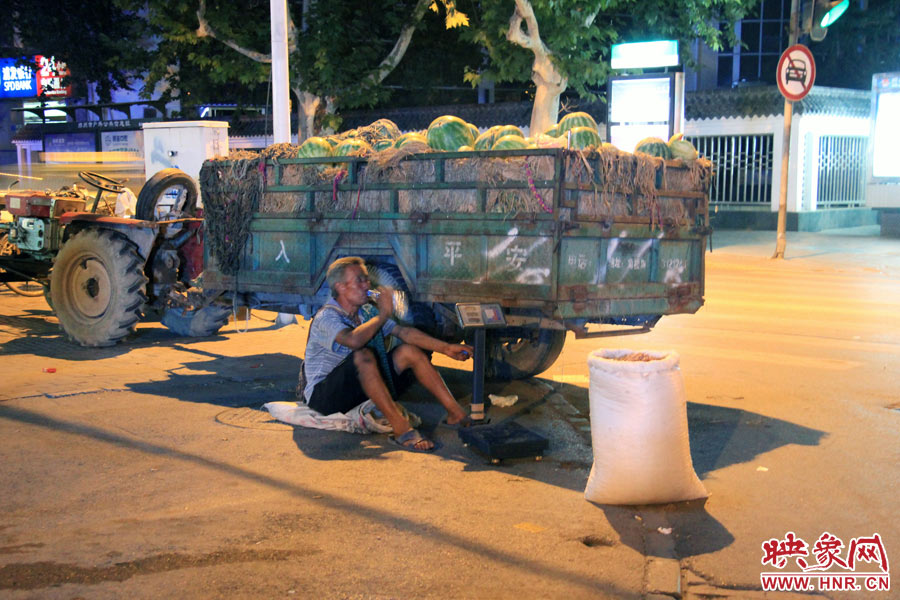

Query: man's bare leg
left=353, top=349, right=433, bottom=450
left=391, top=344, right=467, bottom=425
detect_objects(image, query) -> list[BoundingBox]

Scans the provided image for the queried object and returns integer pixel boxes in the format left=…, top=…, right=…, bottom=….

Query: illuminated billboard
left=607, top=73, right=683, bottom=154
left=871, top=73, right=900, bottom=180
left=0, top=58, right=36, bottom=98
left=0, top=55, right=72, bottom=99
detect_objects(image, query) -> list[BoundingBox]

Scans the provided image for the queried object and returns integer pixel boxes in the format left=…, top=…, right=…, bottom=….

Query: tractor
left=0, top=169, right=231, bottom=346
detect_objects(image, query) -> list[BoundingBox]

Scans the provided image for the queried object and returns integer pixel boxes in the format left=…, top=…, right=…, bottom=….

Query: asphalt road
left=0, top=227, right=897, bottom=599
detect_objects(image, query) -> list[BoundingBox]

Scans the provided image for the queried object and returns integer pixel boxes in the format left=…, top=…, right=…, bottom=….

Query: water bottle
left=366, top=289, right=410, bottom=322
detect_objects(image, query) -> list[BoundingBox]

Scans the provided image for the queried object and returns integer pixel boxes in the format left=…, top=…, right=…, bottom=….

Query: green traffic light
left=820, top=0, right=849, bottom=27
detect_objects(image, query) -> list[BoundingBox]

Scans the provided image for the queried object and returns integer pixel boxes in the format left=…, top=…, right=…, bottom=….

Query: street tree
left=461, top=0, right=759, bottom=135
left=0, top=0, right=153, bottom=100
left=139, top=0, right=469, bottom=140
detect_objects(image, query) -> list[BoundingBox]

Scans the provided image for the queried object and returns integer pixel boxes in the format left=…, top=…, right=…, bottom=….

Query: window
left=718, top=0, right=790, bottom=86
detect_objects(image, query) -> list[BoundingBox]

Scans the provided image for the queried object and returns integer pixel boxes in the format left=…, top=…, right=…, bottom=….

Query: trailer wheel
left=50, top=229, right=148, bottom=347
left=136, top=168, right=199, bottom=222
left=485, top=328, right=566, bottom=381
left=161, top=304, right=231, bottom=338
left=366, top=262, right=438, bottom=335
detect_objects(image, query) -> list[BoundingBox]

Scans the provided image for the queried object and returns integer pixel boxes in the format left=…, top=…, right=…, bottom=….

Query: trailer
left=197, top=146, right=712, bottom=379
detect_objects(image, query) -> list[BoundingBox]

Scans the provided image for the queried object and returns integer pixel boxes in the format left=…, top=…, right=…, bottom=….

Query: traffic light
left=805, top=0, right=850, bottom=42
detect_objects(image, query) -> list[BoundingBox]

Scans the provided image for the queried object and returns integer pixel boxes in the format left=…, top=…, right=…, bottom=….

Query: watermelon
left=332, top=138, right=373, bottom=157
left=533, top=133, right=565, bottom=149
left=372, top=138, right=395, bottom=152
left=566, top=126, right=602, bottom=150
left=324, top=137, right=340, bottom=147
left=491, top=135, right=529, bottom=150
left=466, top=122, right=480, bottom=141
left=394, top=132, right=429, bottom=149
left=297, top=136, right=333, bottom=158
left=634, top=137, right=672, bottom=159
left=426, top=115, right=475, bottom=151
left=557, top=112, right=598, bottom=135
left=457, top=145, right=474, bottom=152
left=668, top=136, right=698, bottom=160
left=544, top=125, right=559, bottom=138
left=369, top=118, right=401, bottom=140
left=474, top=126, right=501, bottom=150
left=495, top=125, right=525, bottom=139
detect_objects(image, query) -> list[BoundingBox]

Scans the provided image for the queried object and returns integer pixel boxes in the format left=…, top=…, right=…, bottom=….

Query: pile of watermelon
left=295, top=112, right=699, bottom=161
left=634, top=133, right=698, bottom=161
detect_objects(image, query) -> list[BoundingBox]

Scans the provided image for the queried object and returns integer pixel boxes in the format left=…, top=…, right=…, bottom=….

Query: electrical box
left=142, top=121, right=229, bottom=184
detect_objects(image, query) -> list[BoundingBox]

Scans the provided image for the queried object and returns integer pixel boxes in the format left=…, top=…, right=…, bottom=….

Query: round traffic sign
left=777, top=44, right=816, bottom=102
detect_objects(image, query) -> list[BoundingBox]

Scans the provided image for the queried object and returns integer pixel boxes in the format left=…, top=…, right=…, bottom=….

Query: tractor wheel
left=161, top=304, right=231, bottom=338
left=135, top=168, right=199, bottom=222
left=485, top=328, right=567, bottom=381
left=50, top=229, right=148, bottom=347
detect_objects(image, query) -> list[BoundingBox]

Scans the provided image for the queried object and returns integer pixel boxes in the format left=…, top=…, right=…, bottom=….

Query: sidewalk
left=709, top=225, right=900, bottom=276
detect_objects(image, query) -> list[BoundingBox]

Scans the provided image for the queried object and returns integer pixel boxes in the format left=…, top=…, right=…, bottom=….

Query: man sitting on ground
left=302, top=257, right=474, bottom=452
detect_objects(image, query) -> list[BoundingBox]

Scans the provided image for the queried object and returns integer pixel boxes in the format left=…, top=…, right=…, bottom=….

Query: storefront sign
left=0, top=55, right=72, bottom=99
left=44, top=132, right=96, bottom=154
left=101, top=130, right=144, bottom=157
left=77, top=119, right=140, bottom=130
left=0, top=58, right=37, bottom=98
left=36, top=55, right=72, bottom=98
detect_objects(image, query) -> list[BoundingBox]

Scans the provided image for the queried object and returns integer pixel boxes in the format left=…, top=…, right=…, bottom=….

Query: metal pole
left=774, top=0, right=799, bottom=259
left=270, top=0, right=291, bottom=144
left=471, top=328, right=487, bottom=421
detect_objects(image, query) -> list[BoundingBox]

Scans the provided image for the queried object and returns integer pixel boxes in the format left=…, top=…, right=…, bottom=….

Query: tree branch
left=506, top=0, right=545, bottom=53
left=363, top=0, right=431, bottom=87
left=196, top=0, right=299, bottom=63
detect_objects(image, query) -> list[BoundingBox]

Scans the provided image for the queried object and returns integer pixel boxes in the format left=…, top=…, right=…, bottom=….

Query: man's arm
left=392, top=325, right=473, bottom=361
left=334, top=314, right=389, bottom=350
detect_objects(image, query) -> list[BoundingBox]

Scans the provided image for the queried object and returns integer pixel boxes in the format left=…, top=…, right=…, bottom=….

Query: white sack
left=115, top=188, right=138, bottom=218
left=584, top=349, right=708, bottom=505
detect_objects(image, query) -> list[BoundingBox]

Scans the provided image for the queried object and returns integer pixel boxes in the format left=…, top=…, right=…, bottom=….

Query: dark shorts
left=307, top=347, right=414, bottom=415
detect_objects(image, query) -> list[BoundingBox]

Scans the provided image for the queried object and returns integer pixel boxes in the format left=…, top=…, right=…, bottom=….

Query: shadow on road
left=589, top=403, right=825, bottom=558
left=599, top=499, right=734, bottom=558
left=686, top=402, right=826, bottom=477
left=0, top=310, right=276, bottom=360
left=125, top=344, right=302, bottom=405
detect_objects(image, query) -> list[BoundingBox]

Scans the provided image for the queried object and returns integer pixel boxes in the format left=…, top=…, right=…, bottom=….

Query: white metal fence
left=815, top=135, right=867, bottom=208
left=687, top=134, right=774, bottom=206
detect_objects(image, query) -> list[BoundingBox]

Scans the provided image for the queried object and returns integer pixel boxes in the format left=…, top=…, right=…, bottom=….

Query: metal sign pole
left=774, top=0, right=800, bottom=259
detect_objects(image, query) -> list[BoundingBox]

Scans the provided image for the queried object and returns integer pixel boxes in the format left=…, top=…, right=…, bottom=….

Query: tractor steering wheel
left=79, top=171, right=126, bottom=194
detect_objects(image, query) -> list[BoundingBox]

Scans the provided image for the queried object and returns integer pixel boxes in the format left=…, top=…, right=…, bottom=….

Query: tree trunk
left=505, top=0, right=567, bottom=135
left=529, top=54, right=567, bottom=135
left=296, top=88, right=321, bottom=142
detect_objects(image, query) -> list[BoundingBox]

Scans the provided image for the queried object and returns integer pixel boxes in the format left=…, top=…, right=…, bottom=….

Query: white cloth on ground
left=264, top=400, right=394, bottom=434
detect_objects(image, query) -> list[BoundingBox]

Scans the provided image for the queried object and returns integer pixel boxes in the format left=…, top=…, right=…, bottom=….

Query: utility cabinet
left=142, top=121, right=229, bottom=183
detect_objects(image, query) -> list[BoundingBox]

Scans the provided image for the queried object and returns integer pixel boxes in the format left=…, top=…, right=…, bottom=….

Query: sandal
left=439, top=414, right=488, bottom=430
left=390, top=428, right=441, bottom=453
